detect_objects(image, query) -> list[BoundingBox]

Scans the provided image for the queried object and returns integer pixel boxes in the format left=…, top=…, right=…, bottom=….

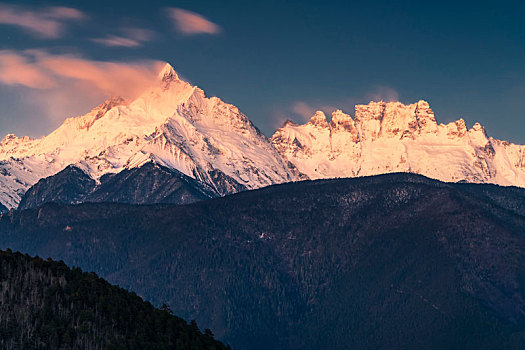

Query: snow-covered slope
left=0, top=63, right=294, bottom=209
left=271, top=100, right=525, bottom=187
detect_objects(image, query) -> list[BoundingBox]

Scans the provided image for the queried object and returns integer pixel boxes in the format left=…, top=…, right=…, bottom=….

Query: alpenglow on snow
left=0, top=63, right=524, bottom=209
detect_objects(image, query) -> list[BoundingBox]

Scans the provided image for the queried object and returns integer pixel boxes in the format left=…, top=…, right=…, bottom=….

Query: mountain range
left=272, top=101, right=525, bottom=184
left=1, top=63, right=525, bottom=210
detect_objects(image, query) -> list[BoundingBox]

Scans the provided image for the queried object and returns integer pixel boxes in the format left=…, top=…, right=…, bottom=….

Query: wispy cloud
left=0, top=4, right=85, bottom=38
left=0, top=51, right=55, bottom=88
left=167, top=8, right=221, bottom=35
left=284, top=86, right=401, bottom=125
left=292, top=102, right=314, bottom=119
left=91, top=27, right=156, bottom=48
left=291, top=101, right=339, bottom=121
left=365, top=86, right=400, bottom=103
left=0, top=50, right=163, bottom=95
left=292, top=102, right=329, bottom=121
left=91, top=35, right=142, bottom=48
left=121, top=27, right=155, bottom=41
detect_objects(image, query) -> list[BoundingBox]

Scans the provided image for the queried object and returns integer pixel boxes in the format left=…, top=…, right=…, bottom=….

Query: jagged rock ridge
left=271, top=100, right=525, bottom=186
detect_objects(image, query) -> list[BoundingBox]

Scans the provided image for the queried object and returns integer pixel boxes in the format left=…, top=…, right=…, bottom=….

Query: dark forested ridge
left=2, top=173, right=525, bottom=349
left=18, top=162, right=216, bottom=210
left=0, top=249, right=228, bottom=350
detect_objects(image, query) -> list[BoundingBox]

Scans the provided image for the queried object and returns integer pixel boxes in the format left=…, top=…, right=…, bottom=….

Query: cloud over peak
left=167, top=8, right=221, bottom=35
left=0, top=4, right=85, bottom=39
left=0, top=50, right=165, bottom=132
left=0, top=50, right=163, bottom=95
left=0, top=48, right=168, bottom=129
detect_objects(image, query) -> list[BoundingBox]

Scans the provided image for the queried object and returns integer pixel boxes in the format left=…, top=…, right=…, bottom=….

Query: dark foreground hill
left=2, top=173, right=525, bottom=349
left=0, top=249, right=228, bottom=350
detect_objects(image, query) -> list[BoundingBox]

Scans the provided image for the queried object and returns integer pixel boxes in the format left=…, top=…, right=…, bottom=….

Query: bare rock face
left=414, top=100, right=438, bottom=134
left=330, top=110, right=358, bottom=140
left=354, top=101, right=384, bottom=141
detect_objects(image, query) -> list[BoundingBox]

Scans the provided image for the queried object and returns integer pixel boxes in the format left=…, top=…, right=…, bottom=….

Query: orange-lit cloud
left=121, top=27, right=155, bottom=42
left=0, top=50, right=163, bottom=97
left=0, top=51, right=55, bottom=88
left=0, top=4, right=85, bottom=38
left=292, top=102, right=318, bottom=120
left=167, top=8, right=221, bottom=35
left=0, top=50, right=165, bottom=128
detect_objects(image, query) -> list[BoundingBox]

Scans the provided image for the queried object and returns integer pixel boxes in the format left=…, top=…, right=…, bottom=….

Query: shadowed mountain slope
left=18, top=162, right=215, bottom=210
left=1, top=173, right=525, bottom=349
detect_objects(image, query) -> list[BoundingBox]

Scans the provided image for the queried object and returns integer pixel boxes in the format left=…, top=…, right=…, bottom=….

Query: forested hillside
left=0, top=249, right=228, bottom=350
left=1, top=173, right=525, bottom=349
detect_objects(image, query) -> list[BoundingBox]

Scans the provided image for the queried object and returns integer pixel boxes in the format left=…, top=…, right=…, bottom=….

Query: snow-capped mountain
left=0, top=63, right=295, bottom=209
left=271, top=100, right=525, bottom=186
left=2, top=63, right=525, bottom=210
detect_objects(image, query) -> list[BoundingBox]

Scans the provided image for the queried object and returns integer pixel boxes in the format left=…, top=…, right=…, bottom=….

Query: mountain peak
left=331, top=109, right=350, bottom=121
left=330, top=110, right=357, bottom=136
left=307, top=111, right=329, bottom=127
left=417, top=100, right=430, bottom=108
left=471, top=122, right=484, bottom=132
left=0, top=133, right=33, bottom=148
left=281, top=119, right=298, bottom=128
left=469, top=122, right=488, bottom=143
left=158, top=63, right=180, bottom=87
left=1, top=133, right=18, bottom=144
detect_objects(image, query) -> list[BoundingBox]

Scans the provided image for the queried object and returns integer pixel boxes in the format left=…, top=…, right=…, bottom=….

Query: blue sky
left=0, top=0, right=524, bottom=143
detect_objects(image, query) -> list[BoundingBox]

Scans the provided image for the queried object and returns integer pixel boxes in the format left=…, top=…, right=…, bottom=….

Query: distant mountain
left=271, top=101, right=525, bottom=186
left=2, top=173, right=525, bottom=349
left=0, top=249, right=228, bottom=349
left=18, top=162, right=215, bottom=210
